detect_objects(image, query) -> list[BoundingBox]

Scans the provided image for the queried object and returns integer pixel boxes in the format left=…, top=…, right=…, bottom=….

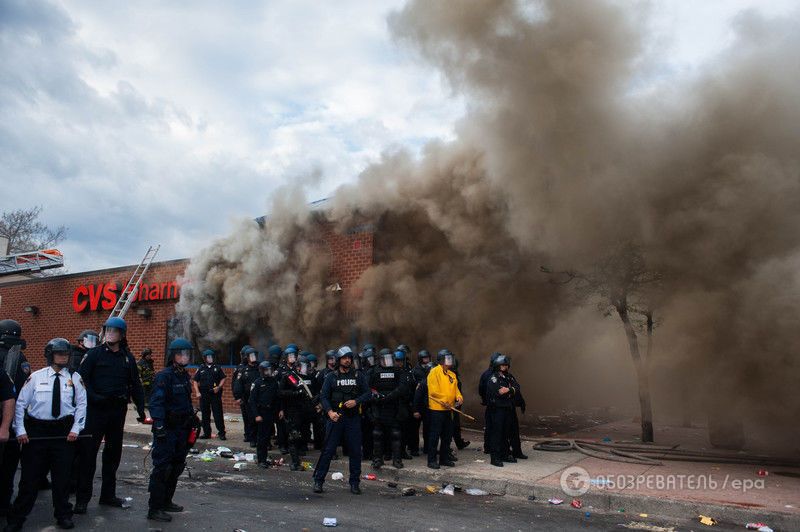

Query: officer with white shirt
left=4, top=338, right=87, bottom=531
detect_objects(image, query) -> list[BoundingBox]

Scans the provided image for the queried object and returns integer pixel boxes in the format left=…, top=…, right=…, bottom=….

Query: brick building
left=0, top=221, right=374, bottom=413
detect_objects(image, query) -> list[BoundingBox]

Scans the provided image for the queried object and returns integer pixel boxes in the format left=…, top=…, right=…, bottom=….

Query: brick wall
left=0, top=220, right=375, bottom=413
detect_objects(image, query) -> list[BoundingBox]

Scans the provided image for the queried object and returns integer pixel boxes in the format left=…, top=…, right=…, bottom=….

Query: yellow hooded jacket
left=427, top=364, right=463, bottom=411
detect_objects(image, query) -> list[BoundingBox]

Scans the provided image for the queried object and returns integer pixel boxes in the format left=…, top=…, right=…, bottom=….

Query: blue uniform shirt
left=14, top=366, right=87, bottom=436
left=149, top=366, right=193, bottom=429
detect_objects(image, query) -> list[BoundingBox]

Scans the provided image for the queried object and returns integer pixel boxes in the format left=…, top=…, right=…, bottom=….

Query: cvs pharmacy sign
left=72, top=280, right=180, bottom=312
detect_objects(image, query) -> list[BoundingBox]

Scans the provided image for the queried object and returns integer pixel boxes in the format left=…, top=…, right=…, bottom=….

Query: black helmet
left=0, top=319, right=25, bottom=349
left=44, top=338, right=71, bottom=364
left=396, top=344, right=410, bottom=354
left=141, top=347, right=153, bottom=357
left=258, top=360, right=273, bottom=376
left=418, top=349, right=430, bottom=361
left=492, top=354, right=509, bottom=370
left=77, top=330, right=99, bottom=349
left=245, top=347, right=259, bottom=363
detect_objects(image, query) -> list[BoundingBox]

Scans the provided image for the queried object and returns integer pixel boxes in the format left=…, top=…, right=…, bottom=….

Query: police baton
left=430, top=397, right=476, bottom=421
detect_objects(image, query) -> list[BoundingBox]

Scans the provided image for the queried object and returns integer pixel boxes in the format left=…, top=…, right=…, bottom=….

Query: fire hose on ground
left=532, top=439, right=800, bottom=467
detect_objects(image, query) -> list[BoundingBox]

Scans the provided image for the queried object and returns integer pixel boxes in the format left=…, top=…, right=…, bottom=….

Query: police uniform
left=231, top=360, right=250, bottom=441
left=236, top=363, right=260, bottom=444
left=312, top=367, right=371, bottom=490
left=0, top=344, right=31, bottom=515
left=76, top=343, right=145, bottom=507
left=147, top=365, right=194, bottom=514
left=486, top=370, right=516, bottom=465
left=306, top=366, right=325, bottom=450
left=409, top=361, right=431, bottom=455
left=278, top=368, right=318, bottom=469
left=369, top=364, right=410, bottom=468
left=478, top=366, right=494, bottom=454
left=5, top=367, right=86, bottom=529
left=193, top=363, right=226, bottom=438
left=0, top=368, right=14, bottom=451
left=248, top=372, right=279, bottom=465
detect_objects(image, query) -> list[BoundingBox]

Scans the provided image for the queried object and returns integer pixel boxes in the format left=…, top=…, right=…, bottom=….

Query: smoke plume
left=178, top=1, right=800, bottom=452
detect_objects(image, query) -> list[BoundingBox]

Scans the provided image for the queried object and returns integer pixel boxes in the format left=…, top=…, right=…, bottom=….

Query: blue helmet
left=394, top=350, right=406, bottom=361
left=169, top=338, right=193, bottom=352
left=267, top=345, right=283, bottom=357
left=202, top=348, right=215, bottom=359
left=240, top=344, right=252, bottom=355
left=336, top=345, right=354, bottom=361
left=306, top=353, right=318, bottom=364
left=103, top=317, right=127, bottom=333
left=285, top=343, right=299, bottom=354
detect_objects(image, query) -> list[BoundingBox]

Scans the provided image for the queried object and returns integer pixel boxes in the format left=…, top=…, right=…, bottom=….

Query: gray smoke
left=178, top=1, right=800, bottom=452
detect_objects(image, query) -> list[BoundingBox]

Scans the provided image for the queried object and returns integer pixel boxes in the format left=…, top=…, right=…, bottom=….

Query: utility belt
left=334, top=402, right=362, bottom=416
left=24, top=414, right=74, bottom=438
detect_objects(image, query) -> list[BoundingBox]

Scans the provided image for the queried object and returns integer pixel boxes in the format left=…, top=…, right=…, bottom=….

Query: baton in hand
left=429, top=397, right=476, bottom=421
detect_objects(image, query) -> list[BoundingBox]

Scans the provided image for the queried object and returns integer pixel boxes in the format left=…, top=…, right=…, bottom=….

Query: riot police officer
left=506, top=357, right=528, bottom=460
left=248, top=361, right=280, bottom=467
left=233, top=347, right=260, bottom=446
left=408, top=349, right=431, bottom=456
left=147, top=338, right=196, bottom=522
left=4, top=338, right=87, bottom=531
left=279, top=354, right=318, bottom=471
left=478, top=352, right=502, bottom=454
left=370, top=350, right=411, bottom=470
left=426, top=349, right=462, bottom=469
left=192, top=349, right=226, bottom=440
left=231, top=345, right=251, bottom=443
left=70, top=330, right=98, bottom=374
left=359, top=345, right=378, bottom=461
left=137, top=348, right=155, bottom=406
left=75, top=317, right=145, bottom=513
left=0, top=319, right=31, bottom=516
left=312, top=346, right=371, bottom=495
left=451, top=356, right=470, bottom=451
left=486, top=354, right=516, bottom=467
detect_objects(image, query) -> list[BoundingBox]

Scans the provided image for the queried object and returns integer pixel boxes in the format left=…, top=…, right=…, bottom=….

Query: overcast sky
left=1, top=0, right=796, bottom=273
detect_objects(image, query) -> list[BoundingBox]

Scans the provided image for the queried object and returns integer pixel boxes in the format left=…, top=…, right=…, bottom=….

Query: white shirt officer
left=14, top=367, right=87, bottom=438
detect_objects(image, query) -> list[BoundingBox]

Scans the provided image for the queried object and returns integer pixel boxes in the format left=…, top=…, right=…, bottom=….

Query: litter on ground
left=465, top=488, right=488, bottom=496
left=439, top=484, right=455, bottom=496
left=698, top=515, right=716, bottom=526
left=331, top=472, right=344, bottom=481
left=322, top=517, right=337, bottom=527
left=548, top=498, right=563, bottom=505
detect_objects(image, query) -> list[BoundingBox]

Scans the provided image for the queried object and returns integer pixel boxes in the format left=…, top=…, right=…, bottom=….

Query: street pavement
left=10, top=444, right=737, bottom=531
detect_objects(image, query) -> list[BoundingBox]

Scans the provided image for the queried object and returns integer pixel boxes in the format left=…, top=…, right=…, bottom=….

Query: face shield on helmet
left=299, top=362, right=308, bottom=375
left=444, top=354, right=454, bottom=366
left=204, top=354, right=214, bottom=364
left=173, top=349, right=192, bottom=367
left=286, top=352, right=297, bottom=365
left=380, top=353, right=393, bottom=368
left=248, top=352, right=258, bottom=363
left=82, top=334, right=98, bottom=349
left=104, top=327, right=122, bottom=344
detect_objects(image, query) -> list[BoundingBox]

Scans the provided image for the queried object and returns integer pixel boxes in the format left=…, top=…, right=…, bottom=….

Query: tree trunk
left=617, top=306, right=654, bottom=443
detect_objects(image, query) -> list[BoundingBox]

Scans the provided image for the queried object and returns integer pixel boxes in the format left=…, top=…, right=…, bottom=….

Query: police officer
left=0, top=319, right=31, bottom=516
left=234, top=347, right=260, bottom=447
left=506, top=357, right=528, bottom=460
left=486, top=354, right=516, bottom=467
left=137, top=348, right=155, bottom=406
left=279, top=354, right=318, bottom=471
left=70, top=330, right=98, bottom=374
left=312, top=346, right=371, bottom=495
left=304, top=353, right=326, bottom=450
left=4, top=338, right=87, bottom=531
left=248, top=361, right=280, bottom=467
left=0, top=368, right=13, bottom=450
left=147, top=338, right=196, bottom=523
left=192, top=349, right=226, bottom=441
left=75, top=317, right=146, bottom=512
left=370, top=350, right=411, bottom=470
left=451, top=356, right=470, bottom=451
left=231, top=345, right=252, bottom=443
left=478, top=352, right=502, bottom=454
left=359, top=345, right=378, bottom=461
left=408, top=350, right=431, bottom=456
left=426, top=349, right=462, bottom=469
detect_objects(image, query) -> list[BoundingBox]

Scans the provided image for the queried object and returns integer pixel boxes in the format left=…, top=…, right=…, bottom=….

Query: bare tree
left=0, top=206, right=67, bottom=254
left=542, top=242, right=661, bottom=443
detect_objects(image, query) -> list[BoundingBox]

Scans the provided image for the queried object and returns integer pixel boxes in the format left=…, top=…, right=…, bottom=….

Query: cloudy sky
left=1, top=0, right=795, bottom=273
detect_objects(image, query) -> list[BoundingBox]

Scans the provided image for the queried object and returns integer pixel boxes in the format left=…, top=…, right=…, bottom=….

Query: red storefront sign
left=71, top=280, right=180, bottom=312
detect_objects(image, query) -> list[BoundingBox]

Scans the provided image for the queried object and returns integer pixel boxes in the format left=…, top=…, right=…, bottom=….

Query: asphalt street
left=9, top=446, right=746, bottom=531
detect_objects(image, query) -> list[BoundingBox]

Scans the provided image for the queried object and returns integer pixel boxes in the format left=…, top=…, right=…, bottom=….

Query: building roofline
left=0, top=258, right=189, bottom=288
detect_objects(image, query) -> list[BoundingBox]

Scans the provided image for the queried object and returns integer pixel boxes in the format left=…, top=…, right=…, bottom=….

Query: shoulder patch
left=490, top=376, right=497, bottom=383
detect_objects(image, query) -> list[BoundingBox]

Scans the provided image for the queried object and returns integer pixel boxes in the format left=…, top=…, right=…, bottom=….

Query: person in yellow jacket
left=426, top=349, right=462, bottom=469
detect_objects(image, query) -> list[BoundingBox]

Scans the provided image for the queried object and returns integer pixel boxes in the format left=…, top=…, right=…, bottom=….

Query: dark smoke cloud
left=178, top=1, right=800, bottom=451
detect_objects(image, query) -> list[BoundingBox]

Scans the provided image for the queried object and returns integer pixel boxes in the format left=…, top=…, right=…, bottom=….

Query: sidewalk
left=123, top=407, right=800, bottom=529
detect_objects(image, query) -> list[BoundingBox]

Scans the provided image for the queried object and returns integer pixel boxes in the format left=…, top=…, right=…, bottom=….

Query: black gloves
left=152, top=425, right=167, bottom=440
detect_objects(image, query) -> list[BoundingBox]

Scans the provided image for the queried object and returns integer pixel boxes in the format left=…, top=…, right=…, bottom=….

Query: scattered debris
left=234, top=529, right=247, bottom=532
left=189, top=448, right=199, bottom=455
left=548, top=498, right=563, bottom=505
left=474, top=459, right=485, bottom=463
left=440, top=484, right=455, bottom=496
left=639, top=513, right=649, bottom=518
left=363, top=473, right=377, bottom=481
left=217, top=446, right=232, bottom=453
left=620, top=522, right=675, bottom=532
left=698, top=515, right=716, bottom=526
left=331, top=472, right=344, bottom=481
left=571, top=499, right=582, bottom=509
left=465, top=488, right=488, bottom=496
left=301, top=461, right=314, bottom=470
left=220, top=451, right=234, bottom=459
left=387, top=482, right=398, bottom=488
left=322, top=517, right=337, bottom=527
left=122, top=443, right=139, bottom=448
left=198, top=452, right=215, bottom=462
left=233, top=463, right=247, bottom=471
left=527, top=495, right=536, bottom=501
left=402, top=487, right=416, bottom=496
left=745, top=523, right=773, bottom=532
left=425, top=485, right=439, bottom=494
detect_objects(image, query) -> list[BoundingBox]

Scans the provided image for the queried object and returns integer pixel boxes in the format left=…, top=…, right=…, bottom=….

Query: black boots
left=147, top=509, right=172, bottom=522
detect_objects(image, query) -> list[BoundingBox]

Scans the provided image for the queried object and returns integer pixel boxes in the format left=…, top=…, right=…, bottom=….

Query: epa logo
left=560, top=466, right=590, bottom=496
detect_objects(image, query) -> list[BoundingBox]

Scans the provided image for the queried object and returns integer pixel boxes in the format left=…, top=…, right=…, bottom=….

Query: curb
left=123, top=428, right=799, bottom=529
